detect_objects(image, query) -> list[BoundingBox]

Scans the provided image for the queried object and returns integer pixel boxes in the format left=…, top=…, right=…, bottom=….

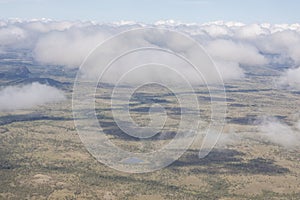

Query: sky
left=0, top=0, right=299, bottom=24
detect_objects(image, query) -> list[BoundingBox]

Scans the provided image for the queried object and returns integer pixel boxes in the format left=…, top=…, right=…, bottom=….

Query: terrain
left=0, top=50, right=299, bottom=200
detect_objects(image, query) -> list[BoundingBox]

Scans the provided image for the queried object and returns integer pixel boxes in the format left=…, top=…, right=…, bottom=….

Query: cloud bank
left=1, top=19, right=300, bottom=84
left=0, top=82, right=65, bottom=111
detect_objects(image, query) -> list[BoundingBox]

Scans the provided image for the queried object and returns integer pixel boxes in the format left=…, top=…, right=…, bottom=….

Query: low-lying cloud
left=34, top=27, right=111, bottom=68
left=0, top=82, right=65, bottom=111
left=279, top=66, right=300, bottom=89
left=260, top=117, right=300, bottom=148
left=206, top=39, right=267, bottom=66
left=1, top=19, right=300, bottom=84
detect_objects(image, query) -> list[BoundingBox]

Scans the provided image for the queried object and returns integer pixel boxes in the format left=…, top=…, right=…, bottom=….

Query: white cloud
left=279, top=67, right=300, bottom=89
left=0, top=83, right=65, bottom=111
left=0, top=25, right=27, bottom=46
left=206, top=39, right=267, bottom=66
left=2, top=19, right=300, bottom=84
left=260, top=117, right=300, bottom=148
left=213, top=60, right=245, bottom=80
left=296, top=121, right=300, bottom=131
left=257, top=30, right=300, bottom=65
left=74, top=28, right=233, bottom=85
left=235, top=24, right=270, bottom=39
left=33, top=27, right=112, bottom=68
left=201, top=24, right=232, bottom=37
left=22, top=20, right=75, bottom=33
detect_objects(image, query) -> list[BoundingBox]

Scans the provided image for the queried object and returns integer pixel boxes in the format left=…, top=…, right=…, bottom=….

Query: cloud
left=33, top=27, right=112, bottom=68
left=0, top=20, right=81, bottom=50
left=206, top=39, right=267, bottom=66
left=22, top=20, right=76, bottom=33
left=213, top=60, right=245, bottom=80
left=235, top=24, right=270, bottom=39
left=0, top=25, right=28, bottom=46
left=259, top=117, right=300, bottom=148
left=2, top=19, right=300, bottom=84
left=203, top=131, right=242, bottom=148
left=0, top=83, right=65, bottom=111
left=75, top=28, right=233, bottom=85
left=296, top=121, right=300, bottom=131
left=204, top=39, right=266, bottom=80
left=279, top=66, right=300, bottom=89
left=29, top=20, right=267, bottom=83
left=257, top=30, right=300, bottom=64
left=201, top=24, right=232, bottom=37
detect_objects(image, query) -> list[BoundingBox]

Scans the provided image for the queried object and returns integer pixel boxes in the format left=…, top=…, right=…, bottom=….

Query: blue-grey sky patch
left=0, top=0, right=299, bottom=24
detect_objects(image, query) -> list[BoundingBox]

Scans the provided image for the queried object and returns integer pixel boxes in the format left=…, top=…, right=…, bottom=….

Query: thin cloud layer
left=0, top=82, right=65, bottom=111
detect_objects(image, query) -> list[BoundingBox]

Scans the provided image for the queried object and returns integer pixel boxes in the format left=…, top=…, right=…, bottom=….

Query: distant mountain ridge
left=0, top=66, right=32, bottom=79
left=7, top=77, right=68, bottom=88
left=0, top=66, right=70, bottom=89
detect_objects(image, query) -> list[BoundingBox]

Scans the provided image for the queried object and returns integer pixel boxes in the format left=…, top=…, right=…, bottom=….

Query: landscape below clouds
left=0, top=19, right=300, bottom=199
left=0, top=20, right=300, bottom=120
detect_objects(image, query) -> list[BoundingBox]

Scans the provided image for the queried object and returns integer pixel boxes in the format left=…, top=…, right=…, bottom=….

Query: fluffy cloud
left=21, top=20, right=75, bottom=33
left=34, top=28, right=111, bottom=68
left=204, top=39, right=267, bottom=80
left=297, top=121, right=300, bottom=131
left=260, top=117, right=300, bottom=148
left=213, top=60, right=245, bottom=80
left=206, top=39, right=267, bottom=66
left=235, top=24, right=270, bottom=39
left=201, top=24, right=233, bottom=37
left=0, top=20, right=76, bottom=50
left=0, top=83, right=65, bottom=111
left=279, top=67, right=300, bottom=89
left=256, top=30, right=300, bottom=65
left=1, top=19, right=300, bottom=84
left=0, top=25, right=27, bottom=46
